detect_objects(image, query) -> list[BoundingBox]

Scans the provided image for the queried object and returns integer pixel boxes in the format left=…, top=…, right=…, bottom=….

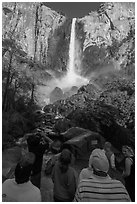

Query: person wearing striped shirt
left=74, top=149, right=131, bottom=202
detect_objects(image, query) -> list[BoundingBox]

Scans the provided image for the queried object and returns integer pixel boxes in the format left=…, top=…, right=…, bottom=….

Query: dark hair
left=15, top=152, right=35, bottom=184
left=61, top=143, right=72, bottom=152
left=15, top=163, right=32, bottom=184
left=59, top=149, right=72, bottom=173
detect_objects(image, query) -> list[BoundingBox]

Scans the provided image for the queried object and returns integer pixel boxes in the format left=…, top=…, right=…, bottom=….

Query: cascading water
left=68, top=18, right=77, bottom=77
left=56, top=18, right=89, bottom=90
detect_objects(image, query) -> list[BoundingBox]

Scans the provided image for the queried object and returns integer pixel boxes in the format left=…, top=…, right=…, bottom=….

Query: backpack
left=44, top=154, right=60, bottom=175
left=44, top=158, right=55, bottom=175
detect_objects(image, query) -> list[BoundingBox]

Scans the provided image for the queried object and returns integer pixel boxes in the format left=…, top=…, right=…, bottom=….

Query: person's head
left=89, top=149, right=109, bottom=174
left=59, top=149, right=72, bottom=173
left=15, top=152, right=35, bottom=184
left=91, top=135, right=102, bottom=151
left=122, top=145, right=134, bottom=158
left=61, top=144, right=73, bottom=154
left=104, top=142, right=112, bottom=152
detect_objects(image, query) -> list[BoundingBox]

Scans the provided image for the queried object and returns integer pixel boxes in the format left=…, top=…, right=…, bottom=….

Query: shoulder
left=79, top=168, right=87, bottom=175
left=125, top=157, right=133, bottom=165
left=2, top=179, right=14, bottom=187
left=80, top=168, right=92, bottom=177
left=30, top=181, right=40, bottom=192
left=29, top=182, right=41, bottom=199
left=28, top=187, right=41, bottom=202
left=68, top=166, right=78, bottom=179
left=111, top=179, right=126, bottom=188
left=81, top=167, right=89, bottom=172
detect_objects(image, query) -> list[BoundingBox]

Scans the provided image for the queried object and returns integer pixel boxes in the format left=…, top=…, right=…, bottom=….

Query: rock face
left=50, top=87, right=64, bottom=103
left=63, top=86, right=78, bottom=99
left=47, top=19, right=72, bottom=72
left=78, top=2, right=135, bottom=76
left=2, top=2, right=66, bottom=65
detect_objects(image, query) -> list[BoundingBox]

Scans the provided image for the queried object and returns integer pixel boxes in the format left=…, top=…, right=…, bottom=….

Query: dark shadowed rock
left=63, top=130, right=104, bottom=159
left=61, top=127, right=88, bottom=141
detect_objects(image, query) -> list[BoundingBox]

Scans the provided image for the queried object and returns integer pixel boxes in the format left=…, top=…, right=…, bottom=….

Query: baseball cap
left=89, top=149, right=109, bottom=173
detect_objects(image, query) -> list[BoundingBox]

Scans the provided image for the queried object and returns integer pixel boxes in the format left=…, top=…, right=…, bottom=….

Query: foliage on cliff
left=2, top=2, right=65, bottom=111
left=2, top=2, right=65, bottom=145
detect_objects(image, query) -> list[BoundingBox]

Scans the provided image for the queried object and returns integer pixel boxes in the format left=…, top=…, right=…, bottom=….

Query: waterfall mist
left=36, top=18, right=89, bottom=106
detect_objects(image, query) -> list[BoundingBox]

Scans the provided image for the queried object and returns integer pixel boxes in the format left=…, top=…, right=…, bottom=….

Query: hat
left=89, top=149, right=109, bottom=173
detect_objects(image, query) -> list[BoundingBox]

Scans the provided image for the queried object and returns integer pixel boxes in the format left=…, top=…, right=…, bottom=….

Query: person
left=103, top=142, right=116, bottom=169
left=102, top=142, right=116, bottom=178
left=52, top=149, right=77, bottom=202
left=90, top=135, right=102, bottom=152
left=2, top=152, right=41, bottom=202
left=78, top=152, right=93, bottom=183
left=27, top=133, right=49, bottom=189
left=74, top=149, right=131, bottom=202
left=122, top=145, right=135, bottom=201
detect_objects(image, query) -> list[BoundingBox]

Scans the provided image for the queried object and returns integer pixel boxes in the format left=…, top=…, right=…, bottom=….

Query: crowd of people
left=2, top=133, right=135, bottom=202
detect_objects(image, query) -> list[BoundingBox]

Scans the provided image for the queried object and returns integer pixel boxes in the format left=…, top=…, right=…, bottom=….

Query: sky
left=44, top=2, right=103, bottom=18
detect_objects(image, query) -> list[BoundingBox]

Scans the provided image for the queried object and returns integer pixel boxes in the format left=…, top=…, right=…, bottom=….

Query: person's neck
left=93, top=169, right=107, bottom=177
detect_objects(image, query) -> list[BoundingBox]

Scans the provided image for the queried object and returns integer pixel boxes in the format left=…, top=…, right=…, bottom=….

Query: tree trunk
left=12, top=79, right=18, bottom=109
left=2, top=53, right=13, bottom=111
left=30, top=83, right=35, bottom=105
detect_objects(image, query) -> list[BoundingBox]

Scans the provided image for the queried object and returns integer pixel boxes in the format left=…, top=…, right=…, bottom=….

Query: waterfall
left=63, top=18, right=88, bottom=88
left=42, top=18, right=89, bottom=101
left=68, top=18, right=76, bottom=75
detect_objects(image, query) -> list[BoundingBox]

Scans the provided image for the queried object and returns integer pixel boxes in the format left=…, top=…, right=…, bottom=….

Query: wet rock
left=50, top=87, right=64, bottom=103
left=71, top=86, right=78, bottom=93
left=63, top=86, right=78, bottom=99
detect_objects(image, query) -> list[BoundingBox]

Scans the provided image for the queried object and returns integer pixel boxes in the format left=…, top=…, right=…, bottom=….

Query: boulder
left=50, top=87, right=64, bottom=103
left=61, top=127, right=90, bottom=141
left=70, top=86, right=78, bottom=93
left=100, top=122, right=134, bottom=151
left=63, top=130, right=104, bottom=159
left=63, top=86, right=78, bottom=99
